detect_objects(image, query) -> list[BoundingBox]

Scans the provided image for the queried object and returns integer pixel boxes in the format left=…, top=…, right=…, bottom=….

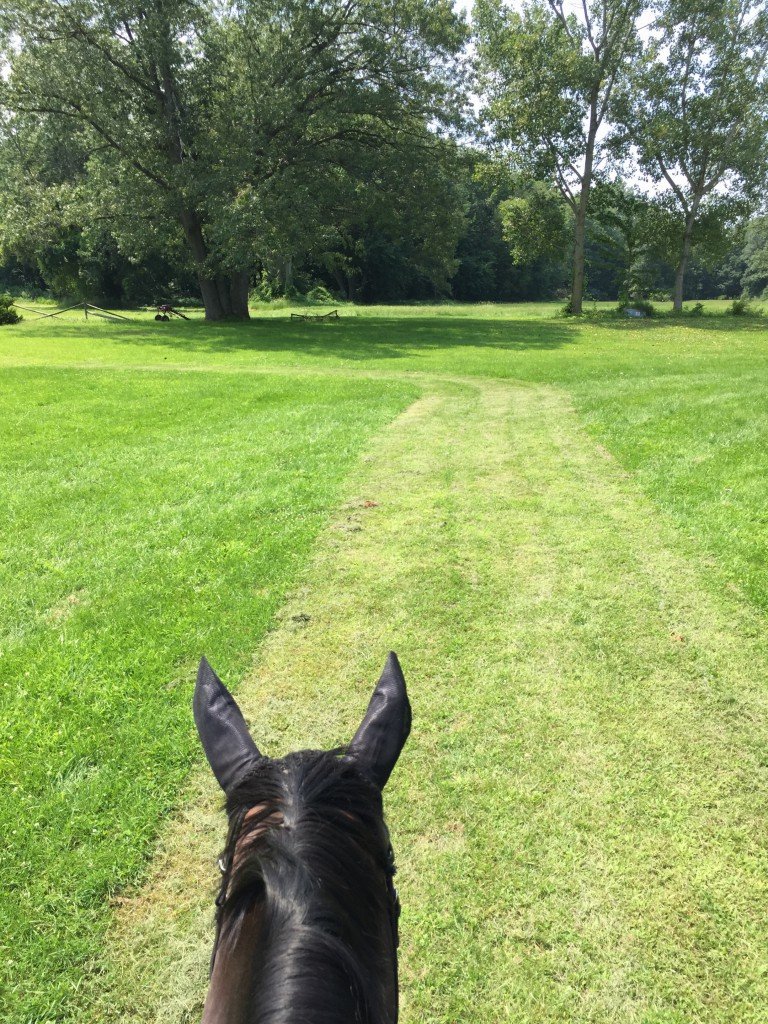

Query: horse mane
left=216, top=749, right=396, bottom=1024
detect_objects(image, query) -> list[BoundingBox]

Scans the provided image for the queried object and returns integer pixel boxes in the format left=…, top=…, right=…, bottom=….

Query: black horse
left=194, top=652, right=411, bottom=1024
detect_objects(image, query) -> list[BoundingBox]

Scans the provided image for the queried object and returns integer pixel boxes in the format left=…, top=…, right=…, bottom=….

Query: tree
left=587, top=182, right=653, bottom=300
left=450, top=155, right=522, bottom=301
left=311, top=135, right=465, bottom=302
left=450, top=154, right=570, bottom=302
left=0, top=1, right=466, bottom=320
left=498, top=181, right=570, bottom=266
left=584, top=182, right=688, bottom=300
left=0, top=111, right=197, bottom=303
left=741, top=214, right=768, bottom=297
left=617, top=0, right=768, bottom=311
left=475, top=0, right=642, bottom=313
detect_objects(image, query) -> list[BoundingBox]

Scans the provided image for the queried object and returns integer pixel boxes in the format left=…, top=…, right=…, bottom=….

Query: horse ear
left=348, top=652, right=411, bottom=788
left=194, top=657, right=261, bottom=792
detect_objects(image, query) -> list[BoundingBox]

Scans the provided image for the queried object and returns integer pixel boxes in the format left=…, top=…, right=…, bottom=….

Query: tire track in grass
left=83, top=378, right=768, bottom=1024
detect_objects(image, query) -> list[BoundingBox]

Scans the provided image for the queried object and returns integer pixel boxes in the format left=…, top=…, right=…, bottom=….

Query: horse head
left=194, top=653, right=410, bottom=1024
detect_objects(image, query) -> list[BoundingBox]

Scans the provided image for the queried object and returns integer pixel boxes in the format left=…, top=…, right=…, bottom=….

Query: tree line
left=0, top=0, right=766, bottom=319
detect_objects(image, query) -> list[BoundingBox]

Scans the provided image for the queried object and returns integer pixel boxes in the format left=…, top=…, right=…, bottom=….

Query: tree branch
left=11, top=92, right=171, bottom=191
left=656, top=156, right=688, bottom=213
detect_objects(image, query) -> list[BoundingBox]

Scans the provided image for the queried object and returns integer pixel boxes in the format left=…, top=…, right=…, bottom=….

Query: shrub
left=618, top=298, right=655, bottom=317
left=249, top=276, right=274, bottom=304
left=685, top=302, right=705, bottom=317
left=306, top=284, right=334, bottom=304
left=559, top=300, right=579, bottom=316
left=0, top=294, right=21, bottom=325
left=729, top=298, right=751, bottom=316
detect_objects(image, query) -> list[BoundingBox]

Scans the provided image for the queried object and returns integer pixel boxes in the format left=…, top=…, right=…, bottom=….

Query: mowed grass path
left=2, top=305, right=767, bottom=1022
left=86, top=376, right=768, bottom=1024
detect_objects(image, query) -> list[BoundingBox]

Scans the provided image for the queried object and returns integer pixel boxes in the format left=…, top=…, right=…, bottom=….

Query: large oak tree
left=0, top=1, right=465, bottom=319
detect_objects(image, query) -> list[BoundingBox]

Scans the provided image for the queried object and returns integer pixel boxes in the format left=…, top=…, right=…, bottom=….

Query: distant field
left=1, top=301, right=767, bottom=1023
left=4, top=300, right=767, bottom=613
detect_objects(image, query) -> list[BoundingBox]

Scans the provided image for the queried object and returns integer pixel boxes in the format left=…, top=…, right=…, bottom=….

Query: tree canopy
left=0, top=0, right=466, bottom=319
left=0, top=1, right=767, bottom=313
left=475, top=0, right=643, bottom=313
left=614, top=0, right=768, bottom=309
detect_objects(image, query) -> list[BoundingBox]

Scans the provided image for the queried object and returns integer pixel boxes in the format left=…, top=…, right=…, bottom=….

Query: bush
left=685, top=302, right=705, bottom=317
left=0, top=294, right=21, bottom=325
left=249, top=276, right=275, bottom=304
left=16, top=286, right=48, bottom=301
left=306, top=284, right=334, bottom=304
left=729, top=298, right=751, bottom=316
left=618, top=298, right=655, bottom=317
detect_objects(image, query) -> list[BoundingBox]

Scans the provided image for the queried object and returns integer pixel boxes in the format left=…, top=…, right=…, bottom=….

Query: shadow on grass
left=580, top=312, right=768, bottom=334
left=26, top=315, right=579, bottom=361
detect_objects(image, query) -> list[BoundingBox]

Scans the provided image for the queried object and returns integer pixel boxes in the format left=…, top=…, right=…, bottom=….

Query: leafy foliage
left=0, top=1, right=467, bottom=318
left=741, top=215, right=768, bottom=297
left=0, top=3, right=766, bottom=308
left=614, top=0, right=768, bottom=309
left=0, top=293, right=21, bottom=325
left=499, top=182, right=570, bottom=264
left=475, top=0, right=643, bottom=312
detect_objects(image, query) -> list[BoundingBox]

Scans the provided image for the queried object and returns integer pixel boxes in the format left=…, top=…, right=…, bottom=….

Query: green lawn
left=1, top=302, right=767, bottom=1023
left=0, top=366, right=417, bottom=1020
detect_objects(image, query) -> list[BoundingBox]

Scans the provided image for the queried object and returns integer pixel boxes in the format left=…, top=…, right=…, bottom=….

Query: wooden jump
left=290, top=309, right=340, bottom=322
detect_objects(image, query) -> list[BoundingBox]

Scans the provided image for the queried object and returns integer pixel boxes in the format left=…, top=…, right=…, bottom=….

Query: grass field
left=2, top=301, right=767, bottom=1023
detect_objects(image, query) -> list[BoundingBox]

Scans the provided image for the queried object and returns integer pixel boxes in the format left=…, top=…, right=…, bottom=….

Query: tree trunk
left=571, top=196, right=588, bottom=314
left=281, top=257, right=294, bottom=294
left=673, top=201, right=700, bottom=312
left=569, top=103, right=598, bottom=316
left=179, top=208, right=250, bottom=321
left=332, top=268, right=348, bottom=300
left=197, top=277, right=227, bottom=320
